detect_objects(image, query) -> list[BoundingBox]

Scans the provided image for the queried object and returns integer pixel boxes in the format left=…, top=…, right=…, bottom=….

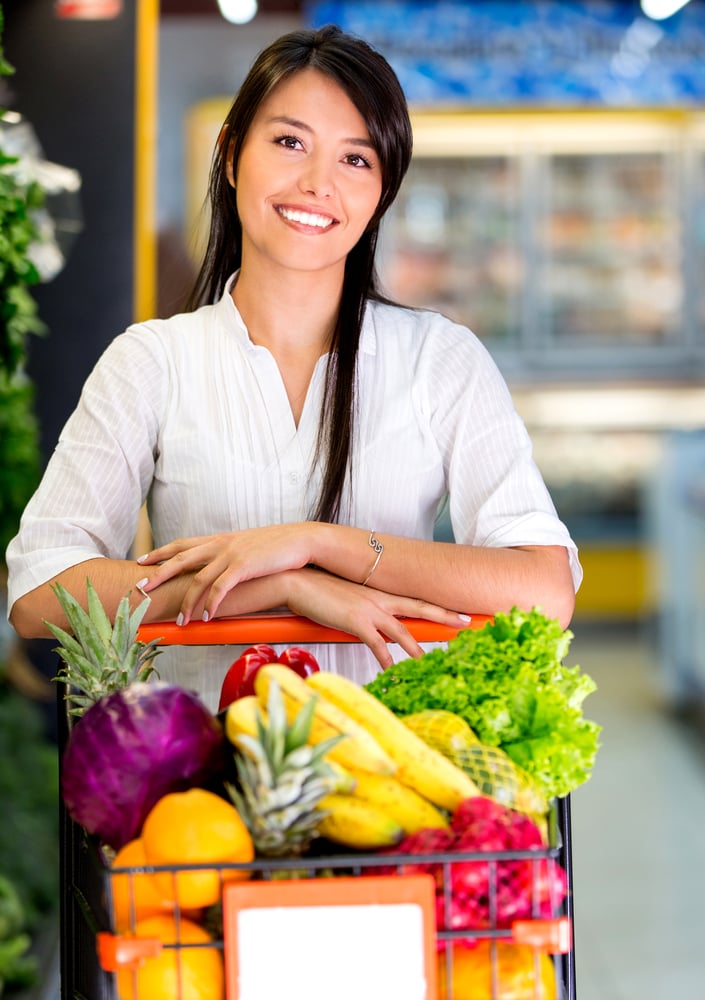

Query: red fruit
left=277, top=646, right=321, bottom=679
left=395, top=826, right=456, bottom=869
left=443, top=797, right=566, bottom=930
left=218, top=645, right=278, bottom=710
left=515, top=856, right=568, bottom=917
left=380, top=826, right=455, bottom=881
left=375, top=800, right=569, bottom=940
left=452, top=797, right=545, bottom=851
left=398, top=827, right=456, bottom=854
left=248, top=644, right=279, bottom=662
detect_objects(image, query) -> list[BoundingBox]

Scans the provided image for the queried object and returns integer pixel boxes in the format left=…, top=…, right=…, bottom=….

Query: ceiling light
left=217, top=0, right=258, bottom=25
left=640, top=0, right=692, bottom=19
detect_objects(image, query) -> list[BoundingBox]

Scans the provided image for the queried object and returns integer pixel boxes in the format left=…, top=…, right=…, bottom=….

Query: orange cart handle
left=512, top=916, right=573, bottom=954
left=97, top=931, right=162, bottom=971
left=138, top=613, right=492, bottom=647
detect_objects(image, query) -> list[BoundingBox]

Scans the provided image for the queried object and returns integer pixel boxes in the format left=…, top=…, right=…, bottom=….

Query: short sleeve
left=5, top=324, right=167, bottom=611
left=419, top=316, right=582, bottom=591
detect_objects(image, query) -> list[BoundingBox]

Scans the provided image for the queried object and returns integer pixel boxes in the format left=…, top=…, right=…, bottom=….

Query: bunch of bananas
left=226, top=665, right=482, bottom=849
left=225, top=666, right=548, bottom=851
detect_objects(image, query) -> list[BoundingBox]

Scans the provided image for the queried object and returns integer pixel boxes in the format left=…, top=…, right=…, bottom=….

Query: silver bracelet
left=362, top=531, right=384, bottom=586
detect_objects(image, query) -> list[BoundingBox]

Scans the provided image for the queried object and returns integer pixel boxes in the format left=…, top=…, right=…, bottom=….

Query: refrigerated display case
left=378, top=109, right=702, bottom=379
left=374, top=109, right=705, bottom=618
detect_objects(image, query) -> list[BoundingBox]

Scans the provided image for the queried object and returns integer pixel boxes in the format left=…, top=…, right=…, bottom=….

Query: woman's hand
left=136, top=524, right=316, bottom=624
left=282, top=568, right=470, bottom=669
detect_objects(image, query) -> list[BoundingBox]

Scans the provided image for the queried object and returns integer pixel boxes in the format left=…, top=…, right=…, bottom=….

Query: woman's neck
left=232, top=262, right=342, bottom=357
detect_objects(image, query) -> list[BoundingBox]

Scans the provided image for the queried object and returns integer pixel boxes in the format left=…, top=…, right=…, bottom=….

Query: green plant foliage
left=0, top=873, right=37, bottom=993
left=0, top=6, right=44, bottom=551
left=0, top=681, right=59, bottom=928
left=0, top=9, right=11, bottom=81
left=0, top=162, right=45, bottom=373
left=0, top=14, right=55, bottom=979
left=0, top=369, right=40, bottom=553
left=0, top=10, right=46, bottom=377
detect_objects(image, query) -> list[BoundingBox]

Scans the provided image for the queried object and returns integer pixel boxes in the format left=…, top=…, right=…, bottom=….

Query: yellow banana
left=254, top=665, right=397, bottom=777
left=346, top=770, right=449, bottom=834
left=306, top=671, right=481, bottom=812
left=317, top=793, right=405, bottom=849
left=325, top=761, right=358, bottom=795
left=225, top=692, right=356, bottom=793
left=224, top=695, right=262, bottom=744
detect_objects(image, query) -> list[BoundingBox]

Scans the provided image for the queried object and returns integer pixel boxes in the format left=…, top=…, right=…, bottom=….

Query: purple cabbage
left=61, top=682, right=225, bottom=850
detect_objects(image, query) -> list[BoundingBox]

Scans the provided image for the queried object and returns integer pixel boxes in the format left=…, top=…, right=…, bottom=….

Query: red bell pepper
left=218, top=645, right=278, bottom=711
left=277, top=646, right=321, bottom=680
left=218, top=644, right=321, bottom=711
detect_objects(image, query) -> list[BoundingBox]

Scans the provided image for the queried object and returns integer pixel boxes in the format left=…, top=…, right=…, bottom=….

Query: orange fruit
left=141, top=788, right=254, bottom=909
left=437, top=941, right=557, bottom=1000
left=109, top=838, right=173, bottom=932
left=115, top=913, right=223, bottom=1000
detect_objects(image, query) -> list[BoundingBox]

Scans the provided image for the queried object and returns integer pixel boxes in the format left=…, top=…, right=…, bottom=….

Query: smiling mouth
left=276, top=206, right=337, bottom=230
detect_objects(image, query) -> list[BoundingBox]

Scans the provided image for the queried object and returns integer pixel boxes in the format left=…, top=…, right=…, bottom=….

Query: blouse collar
left=216, top=271, right=378, bottom=356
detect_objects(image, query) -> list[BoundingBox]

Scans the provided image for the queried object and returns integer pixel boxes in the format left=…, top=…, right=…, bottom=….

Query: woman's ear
left=218, top=126, right=236, bottom=189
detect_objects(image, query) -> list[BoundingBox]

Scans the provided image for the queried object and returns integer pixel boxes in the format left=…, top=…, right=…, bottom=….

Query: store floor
left=31, top=621, right=705, bottom=1000
left=568, top=620, right=705, bottom=1000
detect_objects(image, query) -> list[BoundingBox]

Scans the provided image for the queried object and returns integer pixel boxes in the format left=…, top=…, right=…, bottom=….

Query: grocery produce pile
left=365, top=607, right=601, bottom=800
left=48, top=583, right=600, bottom=1000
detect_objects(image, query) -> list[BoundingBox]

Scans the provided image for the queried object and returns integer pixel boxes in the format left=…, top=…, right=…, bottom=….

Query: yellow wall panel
left=574, top=545, right=657, bottom=619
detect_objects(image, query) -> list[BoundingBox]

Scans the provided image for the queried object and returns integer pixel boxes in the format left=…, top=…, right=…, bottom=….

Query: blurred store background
left=2, top=1, right=705, bottom=998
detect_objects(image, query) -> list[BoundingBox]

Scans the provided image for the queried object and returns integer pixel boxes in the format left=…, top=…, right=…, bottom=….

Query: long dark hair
left=186, top=25, right=413, bottom=523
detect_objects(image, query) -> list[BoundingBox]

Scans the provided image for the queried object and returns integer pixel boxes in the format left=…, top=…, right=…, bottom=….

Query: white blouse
left=6, top=279, right=581, bottom=711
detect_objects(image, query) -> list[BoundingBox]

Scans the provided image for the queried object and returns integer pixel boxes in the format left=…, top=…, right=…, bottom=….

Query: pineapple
left=46, top=578, right=161, bottom=717
left=226, top=680, right=344, bottom=858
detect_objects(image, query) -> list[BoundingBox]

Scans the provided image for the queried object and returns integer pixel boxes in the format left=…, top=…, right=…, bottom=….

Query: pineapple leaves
left=48, top=582, right=107, bottom=667
left=285, top=693, right=317, bottom=754
left=86, top=579, right=113, bottom=647
left=110, top=592, right=133, bottom=661
left=226, top=679, right=344, bottom=857
left=43, top=620, right=84, bottom=661
left=45, top=578, right=162, bottom=716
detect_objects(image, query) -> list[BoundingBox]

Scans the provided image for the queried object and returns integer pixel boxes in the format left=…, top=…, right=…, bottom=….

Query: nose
left=298, top=153, right=335, bottom=199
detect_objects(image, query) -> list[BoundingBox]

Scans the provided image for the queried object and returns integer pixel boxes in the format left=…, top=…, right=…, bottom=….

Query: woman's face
left=231, top=68, right=383, bottom=281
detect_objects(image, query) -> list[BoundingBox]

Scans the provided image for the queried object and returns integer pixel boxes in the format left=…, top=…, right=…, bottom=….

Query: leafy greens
left=365, top=607, right=601, bottom=799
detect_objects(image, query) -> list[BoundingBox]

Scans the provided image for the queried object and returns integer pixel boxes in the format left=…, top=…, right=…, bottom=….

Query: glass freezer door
left=379, top=110, right=698, bottom=378
left=379, top=155, right=523, bottom=346
left=535, top=150, right=683, bottom=349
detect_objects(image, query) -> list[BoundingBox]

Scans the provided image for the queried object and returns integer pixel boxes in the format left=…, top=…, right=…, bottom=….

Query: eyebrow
left=267, top=115, right=376, bottom=149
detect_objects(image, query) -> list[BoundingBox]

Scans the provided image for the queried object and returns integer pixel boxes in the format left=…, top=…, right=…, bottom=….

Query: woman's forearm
left=9, top=558, right=189, bottom=638
left=9, top=557, right=292, bottom=639
left=310, top=524, right=576, bottom=628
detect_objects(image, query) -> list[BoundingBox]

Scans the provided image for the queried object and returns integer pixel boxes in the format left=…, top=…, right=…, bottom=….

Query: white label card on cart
left=222, top=874, right=438, bottom=1000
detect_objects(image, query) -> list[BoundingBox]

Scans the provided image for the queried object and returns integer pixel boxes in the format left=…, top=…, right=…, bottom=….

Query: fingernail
left=176, top=613, right=184, bottom=627
left=202, top=610, right=210, bottom=623
left=136, top=577, right=149, bottom=590
left=136, top=553, right=149, bottom=564
left=458, top=614, right=472, bottom=622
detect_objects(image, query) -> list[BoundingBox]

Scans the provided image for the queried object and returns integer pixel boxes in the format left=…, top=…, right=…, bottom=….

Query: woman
left=6, top=26, right=580, bottom=709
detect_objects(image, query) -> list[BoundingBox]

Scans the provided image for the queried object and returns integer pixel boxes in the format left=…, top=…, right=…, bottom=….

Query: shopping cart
left=57, top=614, right=577, bottom=1000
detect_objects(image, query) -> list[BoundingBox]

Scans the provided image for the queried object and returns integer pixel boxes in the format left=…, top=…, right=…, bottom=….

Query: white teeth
left=278, top=207, right=334, bottom=229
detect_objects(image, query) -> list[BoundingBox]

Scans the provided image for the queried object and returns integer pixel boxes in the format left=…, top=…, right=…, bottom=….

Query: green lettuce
left=364, top=607, right=601, bottom=799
